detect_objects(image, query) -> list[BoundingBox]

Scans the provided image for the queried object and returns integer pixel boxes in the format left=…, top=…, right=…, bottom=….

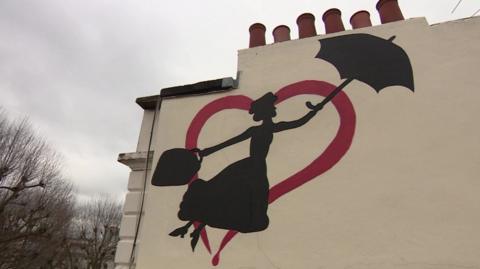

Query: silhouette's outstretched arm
left=274, top=104, right=323, bottom=133
left=201, top=128, right=253, bottom=157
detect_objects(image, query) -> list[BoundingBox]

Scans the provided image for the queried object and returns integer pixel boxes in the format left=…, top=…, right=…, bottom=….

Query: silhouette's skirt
left=178, top=157, right=269, bottom=233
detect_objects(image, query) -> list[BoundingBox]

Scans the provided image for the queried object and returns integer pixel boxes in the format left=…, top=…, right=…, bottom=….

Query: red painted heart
left=185, top=80, right=356, bottom=265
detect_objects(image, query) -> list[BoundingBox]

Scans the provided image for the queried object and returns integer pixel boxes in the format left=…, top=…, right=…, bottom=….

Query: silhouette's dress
left=178, top=124, right=272, bottom=233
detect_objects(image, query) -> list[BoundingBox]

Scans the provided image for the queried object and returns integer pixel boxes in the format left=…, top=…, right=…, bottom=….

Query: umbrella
left=307, top=33, right=414, bottom=110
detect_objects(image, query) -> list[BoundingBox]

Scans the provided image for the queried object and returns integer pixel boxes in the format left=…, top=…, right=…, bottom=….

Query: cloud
left=0, top=0, right=176, bottom=199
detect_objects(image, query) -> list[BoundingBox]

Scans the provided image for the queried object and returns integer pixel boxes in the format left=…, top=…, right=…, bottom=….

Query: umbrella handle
left=306, top=101, right=322, bottom=111
left=190, top=148, right=203, bottom=163
left=305, top=78, right=354, bottom=110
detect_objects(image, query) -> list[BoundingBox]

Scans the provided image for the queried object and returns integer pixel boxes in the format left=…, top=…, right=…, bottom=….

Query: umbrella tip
left=388, top=35, right=396, bottom=42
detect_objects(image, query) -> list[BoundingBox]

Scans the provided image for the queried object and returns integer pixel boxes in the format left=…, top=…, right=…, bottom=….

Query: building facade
left=115, top=1, right=480, bottom=268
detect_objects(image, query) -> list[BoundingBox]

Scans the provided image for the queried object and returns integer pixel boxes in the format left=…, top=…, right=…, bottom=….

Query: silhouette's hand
left=197, top=148, right=210, bottom=158
left=314, top=103, right=324, bottom=111
left=191, top=148, right=202, bottom=156
left=190, top=148, right=206, bottom=162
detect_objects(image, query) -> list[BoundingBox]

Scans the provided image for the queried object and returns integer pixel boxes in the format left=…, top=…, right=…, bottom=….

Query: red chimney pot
left=296, top=13, right=317, bottom=39
left=322, top=8, right=345, bottom=34
left=350, top=10, right=372, bottom=29
left=249, top=23, right=266, bottom=48
left=272, top=25, right=291, bottom=43
left=376, top=0, right=405, bottom=24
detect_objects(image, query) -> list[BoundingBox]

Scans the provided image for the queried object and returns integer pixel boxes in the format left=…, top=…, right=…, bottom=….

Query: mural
left=151, top=33, right=414, bottom=265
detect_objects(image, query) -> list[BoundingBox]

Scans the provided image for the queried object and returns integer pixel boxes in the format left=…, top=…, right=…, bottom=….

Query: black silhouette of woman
left=169, top=92, right=324, bottom=251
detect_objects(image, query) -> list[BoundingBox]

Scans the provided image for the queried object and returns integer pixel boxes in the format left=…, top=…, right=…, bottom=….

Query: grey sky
left=0, top=0, right=477, bottom=201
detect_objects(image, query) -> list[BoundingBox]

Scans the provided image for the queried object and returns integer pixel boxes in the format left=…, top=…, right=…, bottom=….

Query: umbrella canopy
left=316, top=33, right=414, bottom=92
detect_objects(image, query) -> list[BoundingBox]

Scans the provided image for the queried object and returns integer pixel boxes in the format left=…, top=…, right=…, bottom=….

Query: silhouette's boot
left=169, top=221, right=192, bottom=238
left=190, top=223, right=205, bottom=251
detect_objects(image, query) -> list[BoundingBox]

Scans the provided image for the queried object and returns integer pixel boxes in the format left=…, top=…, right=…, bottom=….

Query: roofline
left=136, top=77, right=236, bottom=110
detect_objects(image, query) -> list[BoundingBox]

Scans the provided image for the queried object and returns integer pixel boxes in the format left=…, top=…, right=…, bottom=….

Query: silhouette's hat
left=249, top=92, right=277, bottom=115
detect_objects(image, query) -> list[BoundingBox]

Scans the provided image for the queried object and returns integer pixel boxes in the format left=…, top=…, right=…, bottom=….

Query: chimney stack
left=350, top=10, right=372, bottom=29
left=376, top=0, right=404, bottom=24
left=273, top=25, right=291, bottom=43
left=296, top=13, right=317, bottom=39
left=322, top=8, right=345, bottom=34
left=249, top=23, right=266, bottom=48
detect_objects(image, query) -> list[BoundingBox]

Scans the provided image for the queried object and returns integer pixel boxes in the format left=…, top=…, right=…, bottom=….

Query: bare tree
left=0, top=110, right=76, bottom=269
left=73, top=196, right=122, bottom=269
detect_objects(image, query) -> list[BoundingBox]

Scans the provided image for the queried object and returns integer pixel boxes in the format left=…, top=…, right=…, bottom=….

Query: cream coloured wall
left=119, top=16, right=480, bottom=269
